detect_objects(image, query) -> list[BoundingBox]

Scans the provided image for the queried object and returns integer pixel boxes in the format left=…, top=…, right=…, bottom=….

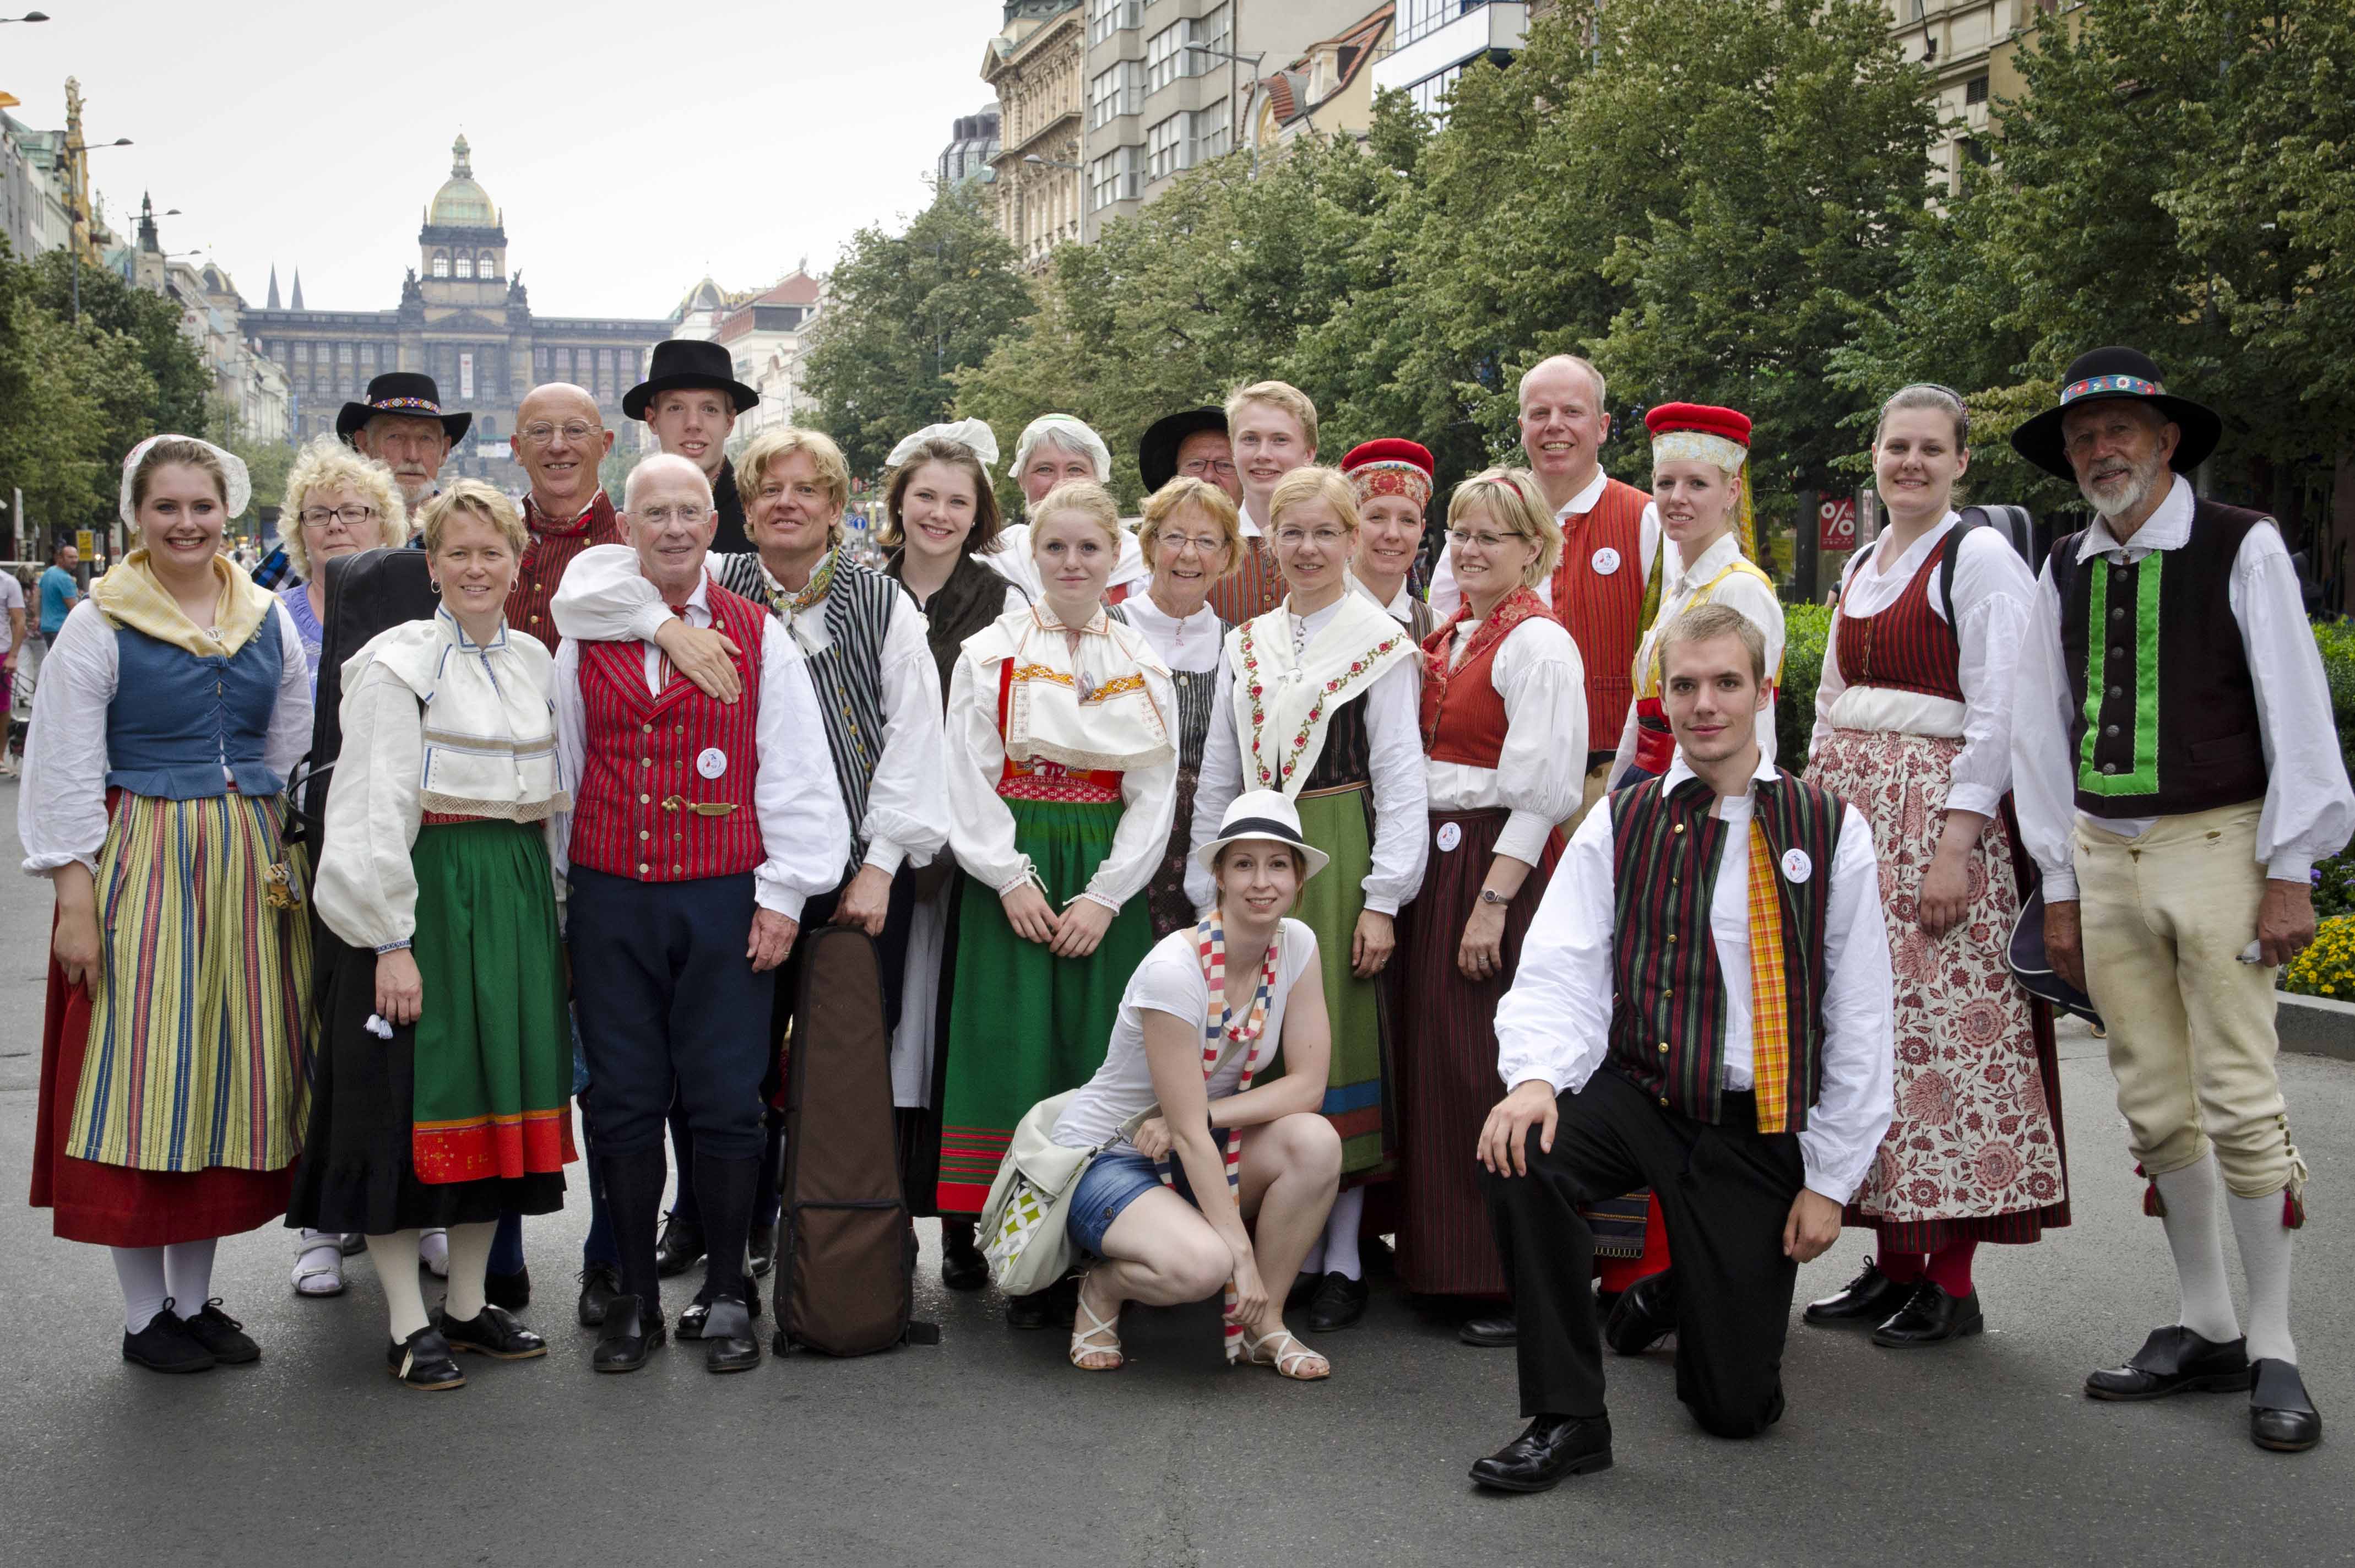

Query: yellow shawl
left=89, top=550, right=276, bottom=659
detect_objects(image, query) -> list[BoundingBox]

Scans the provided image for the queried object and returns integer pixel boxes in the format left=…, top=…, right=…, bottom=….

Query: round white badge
left=696, top=747, right=728, bottom=781
left=1436, top=822, right=1464, bottom=853
left=1781, top=848, right=1813, bottom=885
left=1591, top=546, right=1623, bottom=577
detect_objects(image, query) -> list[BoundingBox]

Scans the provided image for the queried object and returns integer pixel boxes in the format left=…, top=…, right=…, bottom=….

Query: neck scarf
left=89, top=549, right=274, bottom=659
left=364, top=607, right=568, bottom=820
left=1418, top=584, right=1549, bottom=750
left=1231, top=591, right=1411, bottom=797
left=770, top=545, right=842, bottom=616
left=1000, top=601, right=1174, bottom=773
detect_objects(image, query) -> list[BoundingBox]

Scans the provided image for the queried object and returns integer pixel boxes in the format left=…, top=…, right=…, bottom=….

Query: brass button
left=530, top=614, right=541, bottom=624
left=1658, top=1041, right=1669, bottom=1054
left=639, top=757, right=651, bottom=768
left=672, top=864, right=682, bottom=873
left=1659, top=1096, right=1669, bottom=1107
left=638, top=829, right=649, bottom=840
left=636, top=862, right=649, bottom=875
left=642, top=723, right=653, bottom=734
left=639, top=793, right=650, bottom=804
left=1673, top=823, right=1686, bottom=835
left=1668, top=933, right=1679, bottom=943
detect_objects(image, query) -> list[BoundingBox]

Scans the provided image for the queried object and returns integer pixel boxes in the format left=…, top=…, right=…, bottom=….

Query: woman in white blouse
left=936, top=479, right=1178, bottom=1330
left=291, top=481, right=574, bottom=1390
left=1394, top=469, right=1583, bottom=1347
left=1801, top=384, right=2070, bottom=1348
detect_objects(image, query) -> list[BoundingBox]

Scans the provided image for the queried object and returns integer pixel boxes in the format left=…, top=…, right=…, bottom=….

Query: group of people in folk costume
left=22, top=337, right=2336, bottom=1475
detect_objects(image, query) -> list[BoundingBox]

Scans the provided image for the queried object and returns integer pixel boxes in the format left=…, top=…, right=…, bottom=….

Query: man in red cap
left=1341, top=438, right=1439, bottom=644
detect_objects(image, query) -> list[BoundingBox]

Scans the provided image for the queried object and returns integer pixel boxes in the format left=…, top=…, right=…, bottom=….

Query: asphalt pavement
left=2, top=784, right=2351, bottom=1567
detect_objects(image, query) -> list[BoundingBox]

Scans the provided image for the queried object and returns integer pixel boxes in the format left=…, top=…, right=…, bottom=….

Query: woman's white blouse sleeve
left=19, top=601, right=118, bottom=875
left=264, top=600, right=315, bottom=779
left=1943, top=529, right=2036, bottom=818
left=944, top=652, right=1032, bottom=894
left=1490, top=617, right=1587, bottom=865
left=1083, top=665, right=1180, bottom=913
left=1360, top=658, right=1429, bottom=914
left=311, top=661, right=426, bottom=951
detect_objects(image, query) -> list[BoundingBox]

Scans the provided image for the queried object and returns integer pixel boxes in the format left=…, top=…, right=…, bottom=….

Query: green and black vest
left=2052, top=499, right=2269, bottom=818
left=1604, top=770, right=1843, bottom=1132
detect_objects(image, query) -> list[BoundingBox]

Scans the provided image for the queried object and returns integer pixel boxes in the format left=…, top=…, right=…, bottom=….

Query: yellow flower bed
left=2282, top=914, right=2355, bottom=999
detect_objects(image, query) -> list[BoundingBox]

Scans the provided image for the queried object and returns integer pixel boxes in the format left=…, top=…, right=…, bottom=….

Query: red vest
left=568, top=584, right=768, bottom=883
left=1208, top=534, right=1285, bottom=626
left=1833, top=531, right=1966, bottom=703
left=1419, top=588, right=1552, bottom=768
left=507, top=492, right=623, bottom=653
left=1545, top=477, right=1652, bottom=748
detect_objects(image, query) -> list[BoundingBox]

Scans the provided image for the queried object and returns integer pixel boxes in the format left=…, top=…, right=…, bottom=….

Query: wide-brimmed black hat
left=623, top=338, right=758, bottom=423
left=2009, top=346, right=2222, bottom=483
left=337, top=372, right=471, bottom=443
left=1138, top=406, right=1229, bottom=493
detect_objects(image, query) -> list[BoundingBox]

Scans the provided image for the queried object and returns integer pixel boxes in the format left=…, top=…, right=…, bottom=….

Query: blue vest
left=104, top=614, right=287, bottom=800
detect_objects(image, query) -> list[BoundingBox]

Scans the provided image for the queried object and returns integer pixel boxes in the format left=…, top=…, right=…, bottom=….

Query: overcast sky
left=3, top=1, right=1000, bottom=318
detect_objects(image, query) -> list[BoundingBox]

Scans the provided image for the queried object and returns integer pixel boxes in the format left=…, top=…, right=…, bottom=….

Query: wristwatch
left=1479, top=888, right=1512, bottom=907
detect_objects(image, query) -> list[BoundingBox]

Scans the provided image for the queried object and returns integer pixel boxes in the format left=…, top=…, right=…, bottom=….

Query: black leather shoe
left=1307, top=1272, right=1370, bottom=1333
left=1871, top=1281, right=1984, bottom=1348
left=1287, top=1272, right=1321, bottom=1311
left=176, top=1299, right=261, bottom=1365
left=575, top=1263, right=622, bottom=1328
left=592, top=1293, right=668, bottom=1372
left=2085, top=1325, right=2253, bottom=1401
left=387, top=1325, right=465, bottom=1390
left=679, top=1279, right=764, bottom=1339
left=122, top=1303, right=214, bottom=1374
left=1805, top=1256, right=1915, bottom=1327
left=484, top=1266, right=530, bottom=1311
left=697, top=1295, right=762, bottom=1374
left=747, top=1222, right=777, bottom=1280
left=2250, top=1359, right=2323, bottom=1452
left=435, top=1303, right=547, bottom=1360
left=941, top=1225, right=990, bottom=1292
left=1458, top=1313, right=1517, bottom=1349
left=1603, top=1270, right=1675, bottom=1355
left=654, top=1213, right=705, bottom=1278
left=1006, top=1288, right=1054, bottom=1331
left=1469, top=1414, right=1614, bottom=1493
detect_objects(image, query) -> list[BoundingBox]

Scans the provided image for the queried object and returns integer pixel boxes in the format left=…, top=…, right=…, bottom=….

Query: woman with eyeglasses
left=275, top=436, right=410, bottom=695
left=1189, top=465, right=1428, bottom=1334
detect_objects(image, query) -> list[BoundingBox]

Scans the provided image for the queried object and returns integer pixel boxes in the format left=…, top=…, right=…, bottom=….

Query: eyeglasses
left=1274, top=525, right=1348, bottom=547
left=1155, top=532, right=1227, bottom=556
left=1446, top=528, right=1522, bottom=551
left=636, top=504, right=710, bottom=527
left=1179, top=458, right=1237, bottom=479
left=519, top=421, right=600, bottom=444
left=300, top=504, right=378, bottom=529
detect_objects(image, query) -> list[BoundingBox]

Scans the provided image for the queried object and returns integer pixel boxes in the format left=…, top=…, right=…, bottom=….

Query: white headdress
left=1012, top=413, right=1112, bottom=484
left=887, top=418, right=1001, bottom=473
left=118, top=434, right=252, bottom=528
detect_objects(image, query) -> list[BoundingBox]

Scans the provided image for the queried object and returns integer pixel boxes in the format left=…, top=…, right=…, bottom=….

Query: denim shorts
left=1067, top=1149, right=1197, bottom=1256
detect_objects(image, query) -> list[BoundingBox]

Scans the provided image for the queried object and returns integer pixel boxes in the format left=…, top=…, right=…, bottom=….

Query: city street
left=1, top=785, right=2351, bottom=1567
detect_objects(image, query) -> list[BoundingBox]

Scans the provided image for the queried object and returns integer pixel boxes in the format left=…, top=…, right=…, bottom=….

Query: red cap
left=1339, top=437, right=1435, bottom=477
left=1643, top=403, right=1751, bottom=448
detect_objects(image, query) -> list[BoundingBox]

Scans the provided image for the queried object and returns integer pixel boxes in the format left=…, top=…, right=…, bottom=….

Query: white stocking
left=1298, top=1237, right=1326, bottom=1277
left=443, top=1221, right=497, bottom=1322
left=2152, top=1152, right=2239, bottom=1344
left=111, top=1245, right=169, bottom=1333
left=2226, top=1192, right=2298, bottom=1365
left=365, top=1230, right=431, bottom=1343
left=164, top=1238, right=217, bottom=1316
left=1322, top=1186, right=1365, bottom=1282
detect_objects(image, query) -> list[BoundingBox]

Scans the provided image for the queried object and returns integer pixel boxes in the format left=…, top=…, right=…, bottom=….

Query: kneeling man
left=1470, top=603, right=1893, bottom=1490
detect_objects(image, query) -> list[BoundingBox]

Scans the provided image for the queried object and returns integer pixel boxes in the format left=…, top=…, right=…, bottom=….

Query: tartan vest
left=1833, top=527, right=1965, bottom=702
left=1604, top=769, right=1842, bottom=1131
left=2052, top=498, right=2268, bottom=818
left=1546, top=477, right=1653, bottom=748
left=568, top=584, right=767, bottom=882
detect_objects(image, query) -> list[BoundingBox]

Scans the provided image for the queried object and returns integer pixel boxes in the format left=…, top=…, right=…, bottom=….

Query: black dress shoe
left=654, top=1213, right=706, bottom=1278
left=387, top=1326, right=465, bottom=1390
left=176, top=1299, right=261, bottom=1365
left=1805, top=1256, right=1916, bottom=1327
left=484, top=1266, right=531, bottom=1311
left=940, top=1227, right=990, bottom=1292
left=697, top=1295, right=762, bottom=1374
left=1469, top=1414, right=1614, bottom=1493
left=2085, top=1325, right=2253, bottom=1401
left=1871, top=1281, right=1984, bottom=1348
left=575, top=1263, right=622, bottom=1328
left=679, top=1281, right=764, bottom=1339
left=1006, top=1288, right=1054, bottom=1330
left=592, top=1293, right=668, bottom=1372
left=1603, top=1271, right=1676, bottom=1355
left=1459, top=1313, right=1517, bottom=1349
left=747, top=1222, right=778, bottom=1279
left=1286, top=1272, right=1321, bottom=1311
left=122, top=1304, right=214, bottom=1374
left=435, top=1303, right=547, bottom=1360
left=2250, top=1359, right=2323, bottom=1452
left=1307, top=1272, right=1369, bottom=1333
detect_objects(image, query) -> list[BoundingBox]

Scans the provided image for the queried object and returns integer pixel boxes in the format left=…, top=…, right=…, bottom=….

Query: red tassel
left=2285, top=1189, right=2306, bottom=1230
left=2135, top=1163, right=2166, bottom=1218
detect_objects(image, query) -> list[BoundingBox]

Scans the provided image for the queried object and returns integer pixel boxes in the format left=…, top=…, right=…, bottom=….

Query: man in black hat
left=626, top=340, right=758, bottom=555
left=2010, top=346, right=2350, bottom=1455
left=339, top=371, right=472, bottom=519
left=1139, top=406, right=1241, bottom=504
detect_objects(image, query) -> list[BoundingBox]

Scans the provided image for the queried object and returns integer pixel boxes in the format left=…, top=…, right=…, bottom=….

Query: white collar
left=1663, top=748, right=1777, bottom=803
left=1239, top=500, right=1266, bottom=540
left=1125, top=585, right=1217, bottom=634
left=1865, top=510, right=1961, bottom=578
left=1670, top=530, right=1743, bottom=590
left=1348, top=572, right=1413, bottom=621
left=436, top=603, right=509, bottom=652
left=1553, top=466, right=1609, bottom=521
left=2076, top=473, right=2195, bottom=561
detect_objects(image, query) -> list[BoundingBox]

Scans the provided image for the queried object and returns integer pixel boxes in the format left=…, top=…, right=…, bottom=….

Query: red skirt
left=1393, top=807, right=1559, bottom=1298
left=31, top=950, right=292, bottom=1247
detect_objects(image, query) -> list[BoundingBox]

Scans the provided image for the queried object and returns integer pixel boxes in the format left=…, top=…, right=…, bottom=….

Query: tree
left=22, top=249, right=210, bottom=440
left=800, top=180, right=1034, bottom=479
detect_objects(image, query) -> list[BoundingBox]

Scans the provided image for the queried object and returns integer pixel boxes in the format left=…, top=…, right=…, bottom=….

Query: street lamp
left=0, top=11, right=51, bottom=21
left=1022, top=153, right=1082, bottom=171
left=63, top=135, right=132, bottom=324
left=1184, top=43, right=1267, bottom=165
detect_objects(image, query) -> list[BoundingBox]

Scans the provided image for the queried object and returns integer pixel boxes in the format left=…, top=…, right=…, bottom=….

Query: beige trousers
left=2075, top=802, right=2302, bottom=1199
left=1561, top=761, right=1612, bottom=838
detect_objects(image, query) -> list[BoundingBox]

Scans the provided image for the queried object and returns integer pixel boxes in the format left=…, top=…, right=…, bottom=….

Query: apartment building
left=985, top=1, right=1088, bottom=270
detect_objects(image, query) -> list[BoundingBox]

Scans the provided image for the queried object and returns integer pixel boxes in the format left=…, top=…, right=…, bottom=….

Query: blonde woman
left=275, top=435, right=408, bottom=693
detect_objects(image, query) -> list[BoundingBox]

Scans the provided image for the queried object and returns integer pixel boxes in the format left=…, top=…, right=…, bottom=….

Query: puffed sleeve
left=945, top=647, right=1034, bottom=894
left=549, top=543, right=672, bottom=646
left=1943, top=527, right=2035, bottom=818
left=860, top=595, right=951, bottom=875
left=752, top=635, right=853, bottom=920
left=311, top=660, right=426, bottom=951
left=263, top=599, right=314, bottom=780
left=1082, top=665, right=1180, bottom=912
left=19, top=601, right=117, bottom=875
left=1359, top=656, right=1430, bottom=914
left=1489, top=616, right=1587, bottom=866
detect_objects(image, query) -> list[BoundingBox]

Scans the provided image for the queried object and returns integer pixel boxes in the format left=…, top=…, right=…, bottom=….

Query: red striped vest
left=1208, top=534, right=1285, bottom=626
left=1545, top=477, right=1652, bottom=747
left=568, top=584, right=767, bottom=882
left=1419, top=588, right=1551, bottom=768
left=1833, top=531, right=1965, bottom=703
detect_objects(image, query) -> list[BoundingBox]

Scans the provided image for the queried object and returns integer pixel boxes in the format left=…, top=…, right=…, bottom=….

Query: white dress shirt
left=549, top=573, right=849, bottom=921
left=1428, top=466, right=1664, bottom=619
left=2012, top=474, right=2355, bottom=899
left=550, top=543, right=949, bottom=876
left=1425, top=613, right=1587, bottom=866
left=1610, top=530, right=1785, bottom=779
left=981, top=523, right=1151, bottom=603
left=1808, top=513, right=2034, bottom=819
left=1492, top=752, right=1895, bottom=1203
left=20, top=598, right=312, bottom=875
left=1185, top=592, right=1430, bottom=914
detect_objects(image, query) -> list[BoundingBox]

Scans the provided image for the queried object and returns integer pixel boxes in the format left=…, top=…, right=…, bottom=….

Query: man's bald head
left=623, top=453, right=719, bottom=600
left=519, top=382, right=601, bottom=427
left=516, top=383, right=612, bottom=513
left=625, top=452, right=713, bottom=512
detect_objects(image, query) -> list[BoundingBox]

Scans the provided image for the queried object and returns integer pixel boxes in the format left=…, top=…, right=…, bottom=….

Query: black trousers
left=1481, top=1068, right=1805, bottom=1437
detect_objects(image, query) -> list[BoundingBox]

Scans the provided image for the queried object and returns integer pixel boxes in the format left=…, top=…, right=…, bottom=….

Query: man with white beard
left=2011, top=347, right=2348, bottom=1456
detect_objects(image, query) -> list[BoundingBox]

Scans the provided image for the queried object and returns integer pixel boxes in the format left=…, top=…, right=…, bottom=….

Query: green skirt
left=1292, top=783, right=1394, bottom=1182
left=934, top=797, right=1155, bottom=1215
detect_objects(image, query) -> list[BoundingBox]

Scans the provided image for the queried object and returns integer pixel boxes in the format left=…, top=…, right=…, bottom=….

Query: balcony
left=1372, top=2, right=1528, bottom=95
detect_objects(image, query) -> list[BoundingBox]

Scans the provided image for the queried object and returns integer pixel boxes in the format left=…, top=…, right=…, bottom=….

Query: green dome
left=428, top=135, right=497, bottom=229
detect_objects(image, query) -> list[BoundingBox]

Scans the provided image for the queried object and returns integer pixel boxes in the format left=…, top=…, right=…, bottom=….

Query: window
left=1089, top=144, right=1143, bottom=211
left=1964, top=74, right=1989, bottom=105
left=454, top=256, right=472, bottom=279
left=1396, top=0, right=1477, bottom=50
left=1956, top=135, right=1992, bottom=197
left=1148, top=113, right=1189, bottom=181
left=1193, top=96, right=1231, bottom=163
left=1146, top=20, right=1201, bottom=94
left=1090, top=59, right=1144, bottom=128
left=431, top=253, right=449, bottom=278
left=1198, top=3, right=1229, bottom=58
left=1410, top=64, right=1466, bottom=120
left=1088, top=0, right=1139, bottom=46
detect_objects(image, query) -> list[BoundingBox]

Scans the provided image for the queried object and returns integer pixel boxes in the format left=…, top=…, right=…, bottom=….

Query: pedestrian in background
left=0, top=560, right=26, bottom=777
left=19, top=538, right=81, bottom=721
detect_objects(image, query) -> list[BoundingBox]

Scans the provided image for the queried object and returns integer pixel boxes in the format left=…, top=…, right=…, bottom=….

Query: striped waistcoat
left=507, top=492, right=623, bottom=652
left=1604, top=771, right=1842, bottom=1132
left=1833, top=530, right=1964, bottom=702
left=1209, top=535, right=1285, bottom=625
left=1546, top=477, right=1654, bottom=750
left=568, top=584, right=767, bottom=883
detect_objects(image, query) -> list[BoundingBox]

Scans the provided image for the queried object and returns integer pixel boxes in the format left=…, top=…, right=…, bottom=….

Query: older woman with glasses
left=275, top=436, right=409, bottom=694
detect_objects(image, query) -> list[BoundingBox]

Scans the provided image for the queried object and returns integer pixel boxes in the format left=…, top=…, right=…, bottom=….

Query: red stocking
left=1924, top=1240, right=1978, bottom=1298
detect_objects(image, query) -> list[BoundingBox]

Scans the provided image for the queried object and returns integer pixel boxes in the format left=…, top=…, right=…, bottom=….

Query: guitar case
left=772, top=923, right=939, bottom=1357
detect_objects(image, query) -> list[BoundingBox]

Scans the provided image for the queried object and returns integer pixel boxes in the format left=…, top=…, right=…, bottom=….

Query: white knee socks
left=112, top=1246, right=170, bottom=1333
left=163, top=1238, right=216, bottom=1316
left=2226, top=1192, right=2298, bottom=1364
left=365, top=1230, right=431, bottom=1343
left=443, top=1221, right=497, bottom=1322
left=2152, top=1152, right=2239, bottom=1344
left=1323, top=1187, right=1365, bottom=1282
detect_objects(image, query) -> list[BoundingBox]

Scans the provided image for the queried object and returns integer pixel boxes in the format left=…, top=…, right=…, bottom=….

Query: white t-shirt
left=1052, top=918, right=1320, bottom=1152
left=0, top=573, right=25, bottom=616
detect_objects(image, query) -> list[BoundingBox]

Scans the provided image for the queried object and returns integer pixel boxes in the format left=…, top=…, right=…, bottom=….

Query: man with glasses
left=509, top=382, right=621, bottom=650
left=552, top=453, right=847, bottom=1376
left=1139, top=408, right=1244, bottom=505
left=253, top=372, right=470, bottom=585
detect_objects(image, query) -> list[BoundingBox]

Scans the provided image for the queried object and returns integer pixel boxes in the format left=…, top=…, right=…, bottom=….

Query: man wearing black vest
left=1467, top=603, right=1894, bottom=1492
left=2011, top=348, right=2350, bottom=1455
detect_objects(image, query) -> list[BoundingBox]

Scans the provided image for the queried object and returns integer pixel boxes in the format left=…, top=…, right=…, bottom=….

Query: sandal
left=292, top=1234, right=346, bottom=1298
left=1068, top=1286, right=1124, bottom=1372
left=1240, top=1326, right=1330, bottom=1381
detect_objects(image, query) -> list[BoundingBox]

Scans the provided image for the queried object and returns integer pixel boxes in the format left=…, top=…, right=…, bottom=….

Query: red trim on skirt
left=413, top=1107, right=577, bottom=1184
